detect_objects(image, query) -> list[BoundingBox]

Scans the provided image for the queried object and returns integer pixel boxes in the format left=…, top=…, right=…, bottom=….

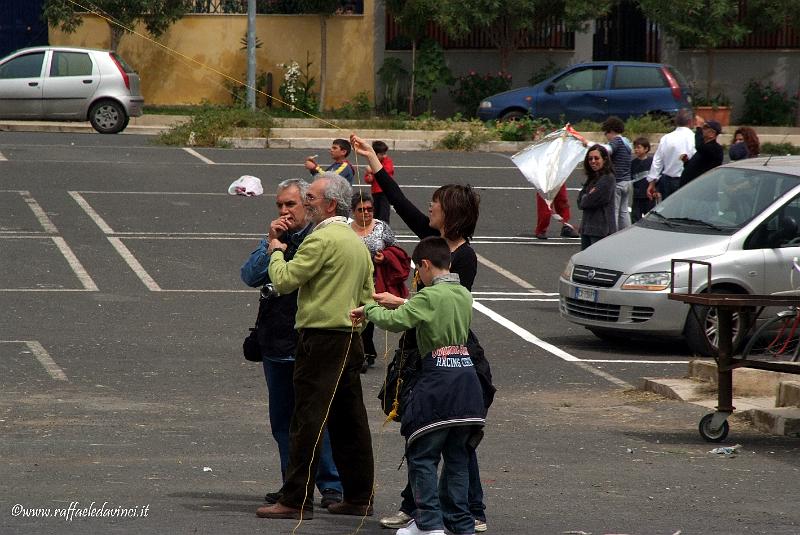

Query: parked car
left=477, top=61, right=692, bottom=123
left=558, top=157, right=800, bottom=356
left=0, top=46, right=143, bottom=134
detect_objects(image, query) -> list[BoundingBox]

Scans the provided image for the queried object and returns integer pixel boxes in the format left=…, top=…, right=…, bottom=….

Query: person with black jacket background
left=351, top=134, right=495, bottom=534
left=240, top=178, right=343, bottom=511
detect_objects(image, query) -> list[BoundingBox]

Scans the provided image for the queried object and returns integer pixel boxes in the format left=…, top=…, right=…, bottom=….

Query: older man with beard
left=256, top=172, right=376, bottom=520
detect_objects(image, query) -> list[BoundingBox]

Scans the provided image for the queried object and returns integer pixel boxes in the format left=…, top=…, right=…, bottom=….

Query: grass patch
left=435, top=121, right=493, bottom=151
left=155, top=106, right=274, bottom=147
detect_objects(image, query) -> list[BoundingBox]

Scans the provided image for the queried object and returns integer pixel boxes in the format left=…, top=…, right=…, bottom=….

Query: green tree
left=43, top=0, right=187, bottom=51
left=637, top=0, right=749, bottom=100
left=413, top=40, right=453, bottom=114
left=385, top=0, right=436, bottom=114
left=432, top=0, right=610, bottom=72
left=297, top=0, right=342, bottom=113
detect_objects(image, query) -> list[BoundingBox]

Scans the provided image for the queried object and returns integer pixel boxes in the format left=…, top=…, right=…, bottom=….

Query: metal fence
left=186, top=0, right=362, bottom=14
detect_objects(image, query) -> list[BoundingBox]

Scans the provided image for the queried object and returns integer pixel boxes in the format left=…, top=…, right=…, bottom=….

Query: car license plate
left=574, top=287, right=597, bottom=302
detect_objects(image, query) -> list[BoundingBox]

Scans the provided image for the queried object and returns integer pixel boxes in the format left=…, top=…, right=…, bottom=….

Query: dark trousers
left=261, top=358, right=342, bottom=493
left=580, top=234, right=603, bottom=250
left=361, top=321, right=376, bottom=361
left=657, top=175, right=681, bottom=200
left=631, top=197, right=655, bottom=223
left=373, top=192, right=390, bottom=224
left=279, top=329, right=374, bottom=509
left=406, top=427, right=475, bottom=534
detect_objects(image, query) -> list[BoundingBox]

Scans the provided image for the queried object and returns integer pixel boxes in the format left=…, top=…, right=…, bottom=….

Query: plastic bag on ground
left=228, top=175, right=263, bottom=196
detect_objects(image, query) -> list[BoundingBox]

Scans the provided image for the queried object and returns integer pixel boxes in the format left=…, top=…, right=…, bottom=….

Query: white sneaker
left=380, top=510, right=413, bottom=529
left=396, top=520, right=445, bottom=535
left=475, top=518, right=488, bottom=532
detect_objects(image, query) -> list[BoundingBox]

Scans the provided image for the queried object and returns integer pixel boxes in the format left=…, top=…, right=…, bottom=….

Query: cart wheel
left=699, top=413, right=730, bottom=442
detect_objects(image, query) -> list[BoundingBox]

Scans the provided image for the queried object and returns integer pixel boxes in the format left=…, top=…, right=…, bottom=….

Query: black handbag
left=242, top=285, right=272, bottom=362
left=377, top=346, right=420, bottom=418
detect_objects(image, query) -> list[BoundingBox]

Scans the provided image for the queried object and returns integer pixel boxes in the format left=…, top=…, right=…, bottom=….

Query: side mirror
left=545, top=84, right=555, bottom=94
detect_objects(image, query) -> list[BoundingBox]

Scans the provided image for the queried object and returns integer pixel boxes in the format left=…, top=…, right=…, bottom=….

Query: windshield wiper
left=665, top=217, right=727, bottom=231
left=646, top=211, right=674, bottom=227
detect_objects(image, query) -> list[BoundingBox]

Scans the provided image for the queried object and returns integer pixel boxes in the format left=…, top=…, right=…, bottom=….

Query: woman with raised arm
left=351, top=134, right=495, bottom=534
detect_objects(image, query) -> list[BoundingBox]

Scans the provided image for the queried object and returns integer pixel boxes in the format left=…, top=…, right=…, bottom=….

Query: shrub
left=740, top=80, right=798, bottom=126
left=331, top=91, right=372, bottom=119
left=761, top=142, right=800, bottom=155
left=450, top=71, right=512, bottom=118
left=493, top=116, right=555, bottom=141
left=156, top=106, right=274, bottom=147
left=436, top=122, right=492, bottom=151
left=276, top=53, right=318, bottom=113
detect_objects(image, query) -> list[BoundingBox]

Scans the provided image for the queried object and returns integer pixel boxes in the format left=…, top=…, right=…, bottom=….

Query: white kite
left=511, top=125, right=587, bottom=205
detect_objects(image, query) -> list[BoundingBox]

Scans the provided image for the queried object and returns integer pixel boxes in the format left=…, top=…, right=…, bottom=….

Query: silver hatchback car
left=559, top=157, right=800, bottom=356
left=0, top=46, right=144, bottom=134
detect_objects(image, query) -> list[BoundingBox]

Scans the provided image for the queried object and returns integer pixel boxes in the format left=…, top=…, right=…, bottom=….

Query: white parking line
left=0, top=340, right=67, bottom=381
left=107, top=237, right=162, bottom=291
left=476, top=254, right=544, bottom=293
left=21, top=191, right=58, bottom=234
left=69, top=191, right=115, bottom=234
left=0, top=151, right=7, bottom=161
left=51, top=237, right=98, bottom=291
left=183, top=147, right=216, bottom=165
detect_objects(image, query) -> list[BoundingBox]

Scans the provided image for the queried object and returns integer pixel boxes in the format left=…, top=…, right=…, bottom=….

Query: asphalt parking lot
left=1, top=131, right=799, bottom=535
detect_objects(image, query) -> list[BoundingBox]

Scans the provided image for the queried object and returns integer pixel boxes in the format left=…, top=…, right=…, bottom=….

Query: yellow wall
left=49, top=7, right=375, bottom=109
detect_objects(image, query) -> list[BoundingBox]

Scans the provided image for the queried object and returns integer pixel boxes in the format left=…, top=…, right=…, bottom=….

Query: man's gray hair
left=675, top=108, right=693, bottom=128
left=318, top=172, right=352, bottom=217
left=277, top=178, right=310, bottom=197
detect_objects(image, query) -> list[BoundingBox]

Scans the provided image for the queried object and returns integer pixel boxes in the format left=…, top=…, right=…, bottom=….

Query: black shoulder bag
left=242, top=284, right=276, bottom=362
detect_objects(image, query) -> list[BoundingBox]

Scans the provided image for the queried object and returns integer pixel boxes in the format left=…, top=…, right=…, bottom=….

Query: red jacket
left=374, top=245, right=410, bottom=298
left=364, top=156, right=394, bottom=194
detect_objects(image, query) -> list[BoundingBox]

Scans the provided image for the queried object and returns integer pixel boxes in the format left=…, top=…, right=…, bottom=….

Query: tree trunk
left=409, top=39, right=416, bottom=115
left=318, top=14, right=327, bottom=113
left=110, top=24, right=124, bottom=51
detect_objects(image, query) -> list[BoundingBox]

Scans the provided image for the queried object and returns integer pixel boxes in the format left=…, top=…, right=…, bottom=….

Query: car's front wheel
left=89, top=100, right=128, bottom=134
left=683, top=289, right=751, bottom=356
left=499, top=110, right=527, bottom=121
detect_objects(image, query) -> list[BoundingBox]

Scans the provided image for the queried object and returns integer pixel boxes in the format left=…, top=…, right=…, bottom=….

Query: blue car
left=477, top=61, right=692, bottom=122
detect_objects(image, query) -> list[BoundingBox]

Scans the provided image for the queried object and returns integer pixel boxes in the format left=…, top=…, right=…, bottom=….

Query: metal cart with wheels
left=668, top=259, right=800, bottom=441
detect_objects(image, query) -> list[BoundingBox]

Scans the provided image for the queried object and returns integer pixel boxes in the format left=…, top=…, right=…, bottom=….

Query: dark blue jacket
left=401, top=344, right=486, bottom=445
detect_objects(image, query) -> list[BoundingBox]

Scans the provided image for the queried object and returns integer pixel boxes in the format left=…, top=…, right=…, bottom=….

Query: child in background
left=304, top=138, right=355, bottom=184
left=630, top=137, right=654, bottom=223
left=364, top=140, right=395, bottom=223
left=351, top=236, right=485, bottom=535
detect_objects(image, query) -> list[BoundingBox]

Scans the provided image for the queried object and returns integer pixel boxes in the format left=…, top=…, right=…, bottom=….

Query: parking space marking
left=69, top=191, right=115, bottom=233
left=582, top=359, right=690, bottom=364
left=51, top=237, right=99, bottom=291
left=0, top=340, right=67, bottom=381
left=107, top=237, right=162, bottom=291
left=183, top=148, right=216, bottom=165
left=0, top=150, right=6, bottom=161
left=21, top=191, right=58, bottom=234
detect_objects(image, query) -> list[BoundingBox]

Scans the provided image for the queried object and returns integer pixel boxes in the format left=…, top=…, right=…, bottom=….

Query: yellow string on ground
left=64, top=0, right=345, bottom=129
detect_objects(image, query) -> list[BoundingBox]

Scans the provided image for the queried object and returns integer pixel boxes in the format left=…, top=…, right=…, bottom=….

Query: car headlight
left=561, top=259, right=574, bottom=280
left=621, top=272, right=671, bottom=291
left=479, top=100, right=492, bottom=109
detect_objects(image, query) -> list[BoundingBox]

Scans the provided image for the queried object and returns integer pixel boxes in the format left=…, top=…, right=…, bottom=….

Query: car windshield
left=641, top=167, right=800, bottom=234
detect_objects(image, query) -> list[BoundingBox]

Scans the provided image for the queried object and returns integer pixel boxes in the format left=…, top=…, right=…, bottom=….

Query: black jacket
left=681, top=128, right=723, bottom=186
left=578, top=172, right=616, bottom=237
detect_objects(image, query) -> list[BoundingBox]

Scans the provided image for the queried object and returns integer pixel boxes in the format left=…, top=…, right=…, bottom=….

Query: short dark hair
left=583, top=144, right=614, bottom=178
left=601, top=116, right=625, bottom=134
left=674, top=108, right=693, bottom=127
left=412, top=237, right=451, bottom=270
left=431, top=184, right=480, bottom=241
left=333, top=138, right=351, bottom=156
left=633, top=137, right=651, bottom=151
left=372, top=140, right=389, bottom=154
left=351, top=191, right=373, bottom=210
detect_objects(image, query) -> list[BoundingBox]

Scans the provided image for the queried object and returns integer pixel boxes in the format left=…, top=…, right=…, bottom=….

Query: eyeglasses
left=356, top=206, right=374, bottom=213
left=587, top=156, right=603, bottom=161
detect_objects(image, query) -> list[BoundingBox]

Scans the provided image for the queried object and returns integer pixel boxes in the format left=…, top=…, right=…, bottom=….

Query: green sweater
left=364, top=279, right=472, bottom=355
left=269, top=218, right=374, bottom=331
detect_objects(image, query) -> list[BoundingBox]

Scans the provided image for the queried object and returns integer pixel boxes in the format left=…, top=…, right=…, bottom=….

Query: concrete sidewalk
left=4, top=114, right=800, bottom=152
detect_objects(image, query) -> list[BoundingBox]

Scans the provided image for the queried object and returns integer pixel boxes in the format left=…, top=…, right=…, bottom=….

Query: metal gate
left=593, top=0, right=659, bottom=62
left=0, top=0, right=49, bottom=58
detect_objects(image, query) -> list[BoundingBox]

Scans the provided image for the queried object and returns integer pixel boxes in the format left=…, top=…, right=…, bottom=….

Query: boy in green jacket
left=351, top=237, right=485, bottom=535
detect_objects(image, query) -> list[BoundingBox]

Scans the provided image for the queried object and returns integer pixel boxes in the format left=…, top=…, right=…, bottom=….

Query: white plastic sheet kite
left=511, top=125, right=587, bottom=205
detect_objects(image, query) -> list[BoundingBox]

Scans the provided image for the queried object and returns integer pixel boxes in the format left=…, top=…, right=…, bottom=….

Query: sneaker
left=535, top=233, right=548, bottom=240
left=380, top=510, right=413, bottom=529
left=263, top=491, right=281, bottom=504
left=396, top=520, right=445, bottom=535
left=475, top=518, right=488, bottom=532
left=320, top=488, right=343, bottom=508
left=560, top=224, right=579, bottom=238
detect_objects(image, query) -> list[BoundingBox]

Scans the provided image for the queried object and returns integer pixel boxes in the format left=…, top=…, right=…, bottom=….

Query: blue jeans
left=262, top=358, right=342, bottom=494
left=614, top=180, right=631, bottom=231
left=406, top=427, right=474, bottom=534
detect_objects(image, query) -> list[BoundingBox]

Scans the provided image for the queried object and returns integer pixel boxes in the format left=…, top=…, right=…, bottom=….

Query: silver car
left=0, top=46, right=144, bottom=134
left=559, top=157, right=800, bottom=356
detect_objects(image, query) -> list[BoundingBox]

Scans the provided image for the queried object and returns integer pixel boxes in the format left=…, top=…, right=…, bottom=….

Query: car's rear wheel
left=89, top=100, right=128, bottom=134
left=683, top=289, right=752, bottom=357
